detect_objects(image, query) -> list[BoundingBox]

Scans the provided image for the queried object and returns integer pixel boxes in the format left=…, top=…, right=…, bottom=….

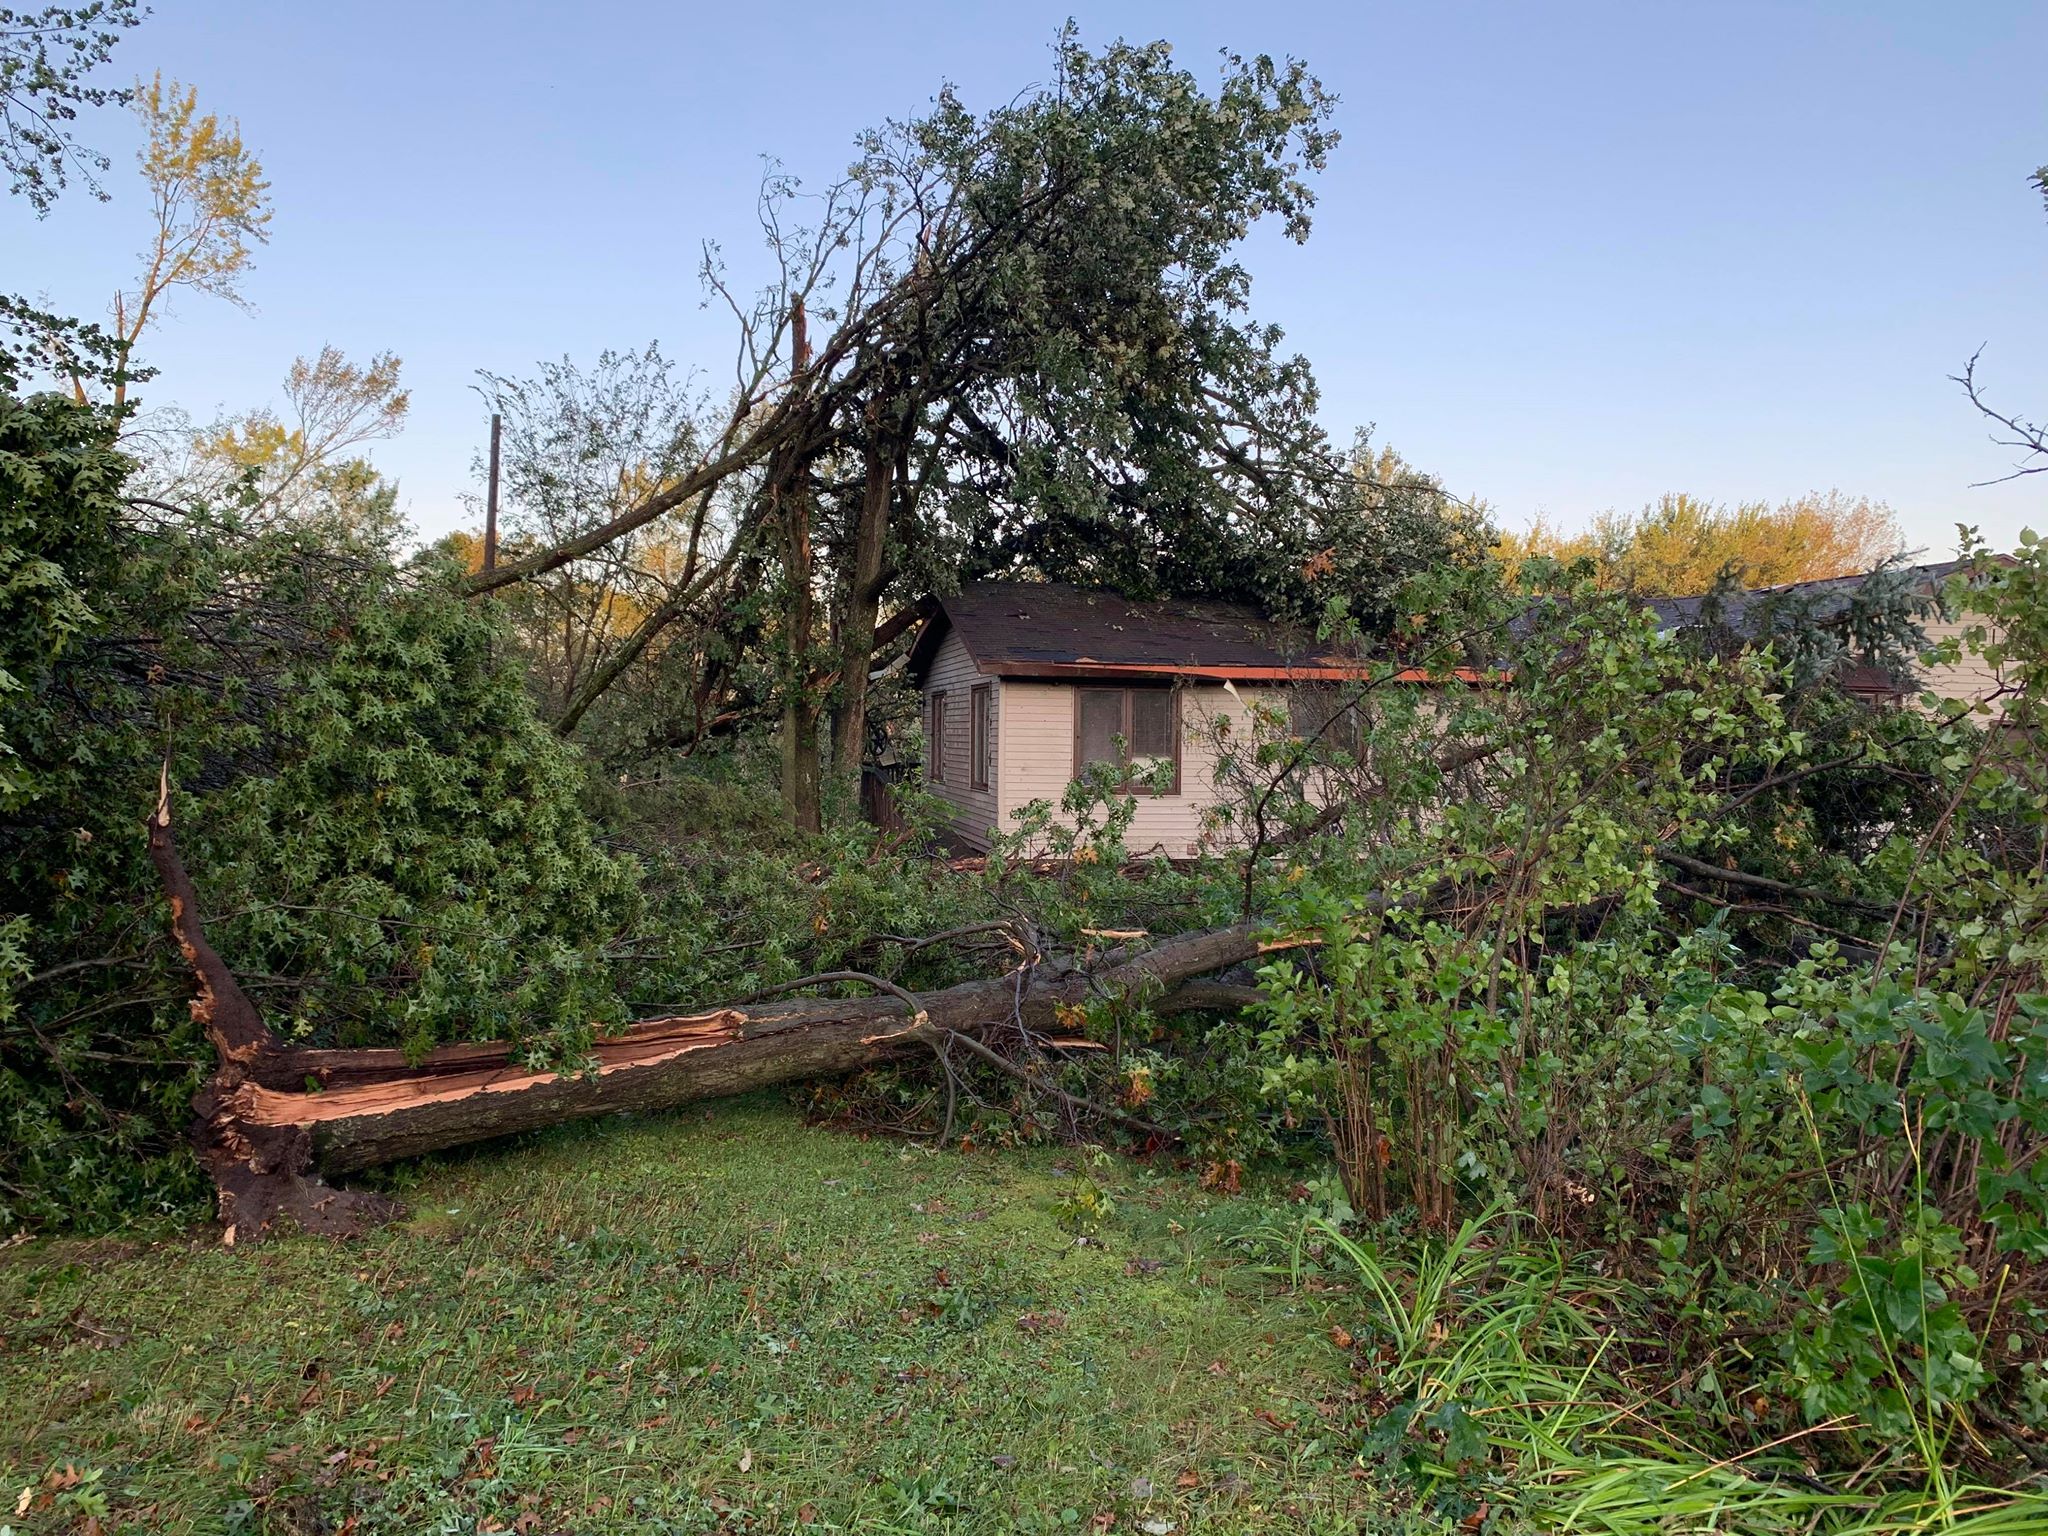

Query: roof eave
left=979, top=660, right=1499, bottom=685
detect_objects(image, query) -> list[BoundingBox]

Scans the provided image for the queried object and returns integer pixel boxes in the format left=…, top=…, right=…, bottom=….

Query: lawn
left=0, top=1096, right=1379, bottom=1535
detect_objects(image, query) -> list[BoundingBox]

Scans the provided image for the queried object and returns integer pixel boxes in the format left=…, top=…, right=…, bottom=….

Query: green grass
left=0, top=1096, right=1380, bottom=1535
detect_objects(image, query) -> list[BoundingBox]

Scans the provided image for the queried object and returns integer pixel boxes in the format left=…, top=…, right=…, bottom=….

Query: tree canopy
left=1495, top=490, right=1906, bottom=596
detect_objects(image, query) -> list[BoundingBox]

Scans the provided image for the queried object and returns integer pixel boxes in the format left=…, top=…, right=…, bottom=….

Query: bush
left=0, top=391, right=640, bottom=1230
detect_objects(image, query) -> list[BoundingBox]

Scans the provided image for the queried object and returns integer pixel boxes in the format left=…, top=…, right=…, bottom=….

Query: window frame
left=1287, top=685, right=1362, bottom=758
left=1071, top=684, right=1182, bottom=796
left=928, top=690, right=947, bottom=784
left=969, top=683, right=994, bottom=791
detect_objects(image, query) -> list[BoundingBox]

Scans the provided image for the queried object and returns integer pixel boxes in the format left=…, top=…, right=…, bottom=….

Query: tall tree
left=476, top=31, right=1480, bottom=828
left=55, top=73, right=273, bottom=409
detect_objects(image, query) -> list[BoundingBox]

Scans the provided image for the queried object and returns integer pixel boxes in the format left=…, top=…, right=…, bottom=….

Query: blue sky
left=15, top=1, right=2048, bottom=554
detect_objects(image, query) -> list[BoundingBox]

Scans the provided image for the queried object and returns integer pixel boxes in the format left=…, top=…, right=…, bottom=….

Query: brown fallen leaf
left=1328, top=1324, right=1354, bottom=1350
left=1175, top=1469, right=1199, bottom=1490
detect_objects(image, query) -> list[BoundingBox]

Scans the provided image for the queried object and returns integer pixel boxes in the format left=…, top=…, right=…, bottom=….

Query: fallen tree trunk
left=148, top=790, right=1280, bottom=1241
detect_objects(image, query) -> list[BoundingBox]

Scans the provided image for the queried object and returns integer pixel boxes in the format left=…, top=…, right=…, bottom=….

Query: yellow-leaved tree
left=1496, top=491, right=1906, bottom=595
left=68, top=72, right=272, bottom=408
left=185, top=346, right=409, bottom=524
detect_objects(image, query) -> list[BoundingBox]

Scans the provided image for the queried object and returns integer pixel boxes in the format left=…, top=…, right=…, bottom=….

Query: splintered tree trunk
left=149, top=787, right=1278, bottom=1241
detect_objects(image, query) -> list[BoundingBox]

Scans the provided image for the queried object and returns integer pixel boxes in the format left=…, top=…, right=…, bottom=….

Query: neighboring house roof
left=908, top=582, right=1491, bottom=685
left=1646, top=557, right=1978, bottom=634
left=1643, top=556, right=2015, bottom=705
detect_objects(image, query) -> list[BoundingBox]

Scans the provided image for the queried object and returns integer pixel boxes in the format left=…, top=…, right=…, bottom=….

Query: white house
left=905, top=583, right=1465, bottom=855
left=905, top=564, right=2017, bottom=856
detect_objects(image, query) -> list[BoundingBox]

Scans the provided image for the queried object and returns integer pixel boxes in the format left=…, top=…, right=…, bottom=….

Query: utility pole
left=483, top=412, right=501, bottom=579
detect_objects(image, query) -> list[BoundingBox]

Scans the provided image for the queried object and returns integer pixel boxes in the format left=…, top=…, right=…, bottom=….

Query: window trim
left=928, top=690, right=947, bottom=783
left=1287, top=686, right=1362, bottom=756
left=1071, top=684, right=1181, bottom=796
left=969, top=683, right=993, bottom=791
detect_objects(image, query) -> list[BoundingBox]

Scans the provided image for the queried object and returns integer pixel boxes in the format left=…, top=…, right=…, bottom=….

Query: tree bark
left=245, top=924, right=1273, bottom=1180
left=147, top=777, right=402, bottom=1244
left=830, top=427, right=895, bottom=778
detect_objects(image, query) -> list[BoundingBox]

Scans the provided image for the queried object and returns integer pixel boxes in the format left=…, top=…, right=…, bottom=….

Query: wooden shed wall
left=921, top=629, right=1001, bottom=848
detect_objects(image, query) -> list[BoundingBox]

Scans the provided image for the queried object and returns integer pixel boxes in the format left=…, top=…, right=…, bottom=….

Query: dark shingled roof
left=908, top=582, right=1350, bottom=683
left=1646, top=557, right=1974, bottom=634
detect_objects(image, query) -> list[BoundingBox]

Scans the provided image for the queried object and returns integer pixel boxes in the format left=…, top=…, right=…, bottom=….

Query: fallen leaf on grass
left=1175, top=1469, right=1199, bottom=1489
left=1199, top=1160, right=1243, bottom=1194
left=1327, top=1324, right=1354, bottom=1349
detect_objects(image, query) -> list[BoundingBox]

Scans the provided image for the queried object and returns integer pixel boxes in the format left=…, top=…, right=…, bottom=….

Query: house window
left=1073, top=686, right=1180, bottom=794
left=1288, top=687, right=1361, bottom=755
left=928, top=691, right=947, bottom=783
left=970, top=684, right=994, bottom=790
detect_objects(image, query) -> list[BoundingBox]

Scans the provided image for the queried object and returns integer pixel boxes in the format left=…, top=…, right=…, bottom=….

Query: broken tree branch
left=148, top=786, right=1284, bottom=1241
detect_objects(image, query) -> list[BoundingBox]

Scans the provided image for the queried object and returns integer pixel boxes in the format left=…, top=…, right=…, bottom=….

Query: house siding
left=995, top=681, right=1267, bottom=857
left=1916, top=614, right=2009, bottom=719
left=922, top=630, right=1000, bottom=847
